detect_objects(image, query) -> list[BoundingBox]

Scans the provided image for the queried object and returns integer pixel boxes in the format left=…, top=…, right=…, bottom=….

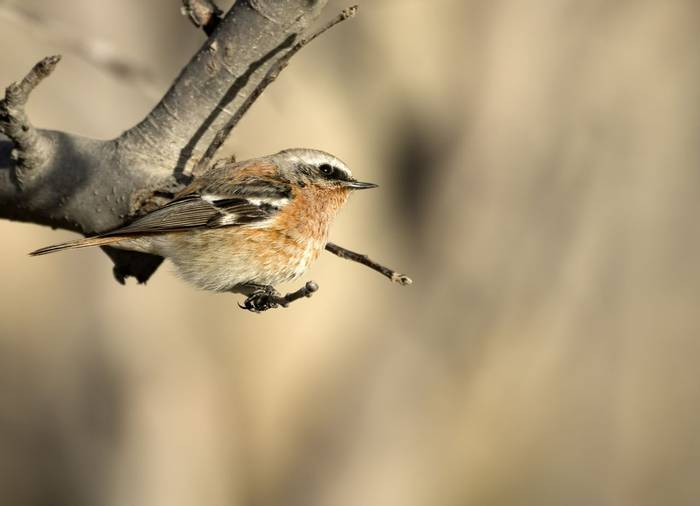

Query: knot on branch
left=181, top=0, right=222, bottom=35
left=0, top=55, right=61, bottom=187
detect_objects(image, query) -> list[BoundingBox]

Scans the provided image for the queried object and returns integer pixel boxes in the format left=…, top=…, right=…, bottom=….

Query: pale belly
left=116, top=228, right=325, bottom=292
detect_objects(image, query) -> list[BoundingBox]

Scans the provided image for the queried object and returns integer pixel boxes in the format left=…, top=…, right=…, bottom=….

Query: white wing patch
left=201, top=194, right=226, bottom=203
left=202, top=193, right=289, bottom=209
left=245, top=197, right=290, bottom=208
left=218, top=213, right=241, bottom=225
left=198, top=192, right=290, bottom=228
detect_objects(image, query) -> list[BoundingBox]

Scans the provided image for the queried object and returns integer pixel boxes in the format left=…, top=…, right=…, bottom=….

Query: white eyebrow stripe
left=287, top=150, right=354, bottom=179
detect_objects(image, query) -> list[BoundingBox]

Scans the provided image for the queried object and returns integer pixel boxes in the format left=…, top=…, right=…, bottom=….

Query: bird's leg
left=238, top=281, right=319, bottom=313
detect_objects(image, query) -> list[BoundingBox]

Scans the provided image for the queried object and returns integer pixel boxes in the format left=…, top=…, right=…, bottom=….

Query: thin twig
left=325, top=242, right=413, bottom=286
left=193, top=5, right=359, bottom=175
left=181, top=0, right=223, bottom=35
left=282, top=280, right=319, bottom=304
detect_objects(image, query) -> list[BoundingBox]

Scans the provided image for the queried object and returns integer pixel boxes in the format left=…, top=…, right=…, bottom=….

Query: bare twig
left=325, top=242, right=413, bottom=286
left=193, top=5, right=359, bottom=175
left=181, top=0, right=223, bottom=35
left=282, top=281, right=319, bottom=304
left=0, top=55, right=61, bottom=184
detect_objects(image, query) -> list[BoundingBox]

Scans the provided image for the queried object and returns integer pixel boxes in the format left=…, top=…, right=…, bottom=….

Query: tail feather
left=30, top=235, right=128, bottom=256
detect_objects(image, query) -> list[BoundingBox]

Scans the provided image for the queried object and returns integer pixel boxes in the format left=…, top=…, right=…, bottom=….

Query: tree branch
left=194, top=5, right=359, bottom=175
left=121, top=0, right=327, bottom=178
left=0, top=1, right=329, bottom=283
left=0, top=55, right=60, bottom=187
left=325, top=242, right=413, bottom=286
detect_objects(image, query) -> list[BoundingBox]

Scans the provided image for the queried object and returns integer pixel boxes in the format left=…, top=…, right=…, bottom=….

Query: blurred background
left=1, top=0, right=700, bottom=504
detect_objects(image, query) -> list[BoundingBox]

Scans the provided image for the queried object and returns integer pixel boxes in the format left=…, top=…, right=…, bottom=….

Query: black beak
left=343, top=180, right=378, bottom=190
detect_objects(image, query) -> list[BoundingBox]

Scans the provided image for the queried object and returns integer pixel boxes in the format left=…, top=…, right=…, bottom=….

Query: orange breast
left=246, top=185, right=351, bottom=282
left=278, top=185, right=350, bottom=240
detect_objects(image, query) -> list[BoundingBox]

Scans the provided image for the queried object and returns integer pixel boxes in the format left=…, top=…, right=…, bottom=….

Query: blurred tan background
left=2, top=0, right=700, bottom=504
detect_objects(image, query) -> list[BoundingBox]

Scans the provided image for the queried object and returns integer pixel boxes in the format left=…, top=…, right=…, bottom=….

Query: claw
left=240, top=288, right=280, bottom=312
left=238, top=282, right=319, bottom=312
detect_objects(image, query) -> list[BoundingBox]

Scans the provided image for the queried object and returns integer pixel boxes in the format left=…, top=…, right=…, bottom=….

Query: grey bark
left=0, top=0, right=327, bottom=283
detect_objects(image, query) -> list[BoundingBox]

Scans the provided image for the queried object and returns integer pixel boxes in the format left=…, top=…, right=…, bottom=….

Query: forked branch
left=0, top=2, right=332, bottom=283
left=193, top=5, right=359, bottom=175
left=0, top=55, right=61, bottom=185
left=0, top=3, right=410, bottom=295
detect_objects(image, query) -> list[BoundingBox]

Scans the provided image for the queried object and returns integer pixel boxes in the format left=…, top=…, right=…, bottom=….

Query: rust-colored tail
left=30, top=235, right=127, bottom=256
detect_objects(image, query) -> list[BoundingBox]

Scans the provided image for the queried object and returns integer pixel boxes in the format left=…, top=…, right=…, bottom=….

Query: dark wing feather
left=205, top=197, right=273, bottom=227
left=197, top=175, right=292, bottom=201
left=100, top=175, right=293, bottom=237
left=102, top=194, right=281, bottom=237
left=101, top=195, right=216, bottom=235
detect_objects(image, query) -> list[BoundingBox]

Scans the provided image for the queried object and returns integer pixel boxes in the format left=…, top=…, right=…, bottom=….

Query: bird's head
left=273, top=148, right=378, bottom=192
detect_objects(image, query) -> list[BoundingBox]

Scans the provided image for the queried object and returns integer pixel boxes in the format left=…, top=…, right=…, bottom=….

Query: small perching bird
left=30, top=148, right=398, bottom=312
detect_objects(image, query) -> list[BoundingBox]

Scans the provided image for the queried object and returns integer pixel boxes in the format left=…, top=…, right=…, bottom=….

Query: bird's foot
left=240, top=286, right=282, bottom=312
left=239, top=281, right=319, bottom=313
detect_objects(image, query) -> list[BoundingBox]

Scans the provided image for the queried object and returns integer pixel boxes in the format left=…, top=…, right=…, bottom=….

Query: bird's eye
left=319, top=163, right=334, bottom=176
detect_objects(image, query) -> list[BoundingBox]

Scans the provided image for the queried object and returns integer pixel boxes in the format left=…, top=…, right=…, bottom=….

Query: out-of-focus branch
left=0, top=1, right=329, bottom=283
left=0, top=4, right=159, bottom=98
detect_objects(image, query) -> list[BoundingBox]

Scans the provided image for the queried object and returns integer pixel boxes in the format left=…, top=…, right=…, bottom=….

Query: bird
left=30, top=148, right=378, bottom=311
